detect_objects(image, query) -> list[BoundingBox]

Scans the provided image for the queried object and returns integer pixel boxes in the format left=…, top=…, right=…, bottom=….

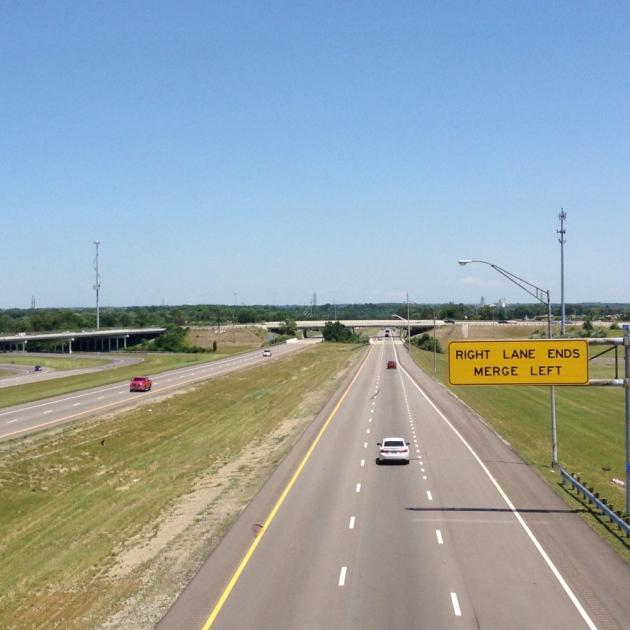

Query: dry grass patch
left=186, top=326, right=266, bottom=349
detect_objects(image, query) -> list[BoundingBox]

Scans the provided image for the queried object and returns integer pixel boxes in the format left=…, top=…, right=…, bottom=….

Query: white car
left=377, top=437, right=410, bottom=464
left=262, top=349, right=272, bottom=357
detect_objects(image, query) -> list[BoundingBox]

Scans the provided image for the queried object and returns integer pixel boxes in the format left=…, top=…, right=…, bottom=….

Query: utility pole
left=557, top=210, right=567, bottom=335
left=93, top=241, right=101, bottom=330
left=433, top=309, right=437, bottom=372
left=406, top=293, right=411, bottom=350
left=233, top=292, right=237, bottom=342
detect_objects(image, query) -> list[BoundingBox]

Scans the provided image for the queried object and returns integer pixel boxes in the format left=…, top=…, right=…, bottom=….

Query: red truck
left=130, top=376, right=152, bottom=392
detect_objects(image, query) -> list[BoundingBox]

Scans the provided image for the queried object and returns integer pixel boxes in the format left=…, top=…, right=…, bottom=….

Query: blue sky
left=1, top=1, right=629, bottom=308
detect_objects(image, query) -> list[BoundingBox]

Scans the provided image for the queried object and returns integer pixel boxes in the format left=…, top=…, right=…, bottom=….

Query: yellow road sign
left=448, top=339, right=589, bottom=385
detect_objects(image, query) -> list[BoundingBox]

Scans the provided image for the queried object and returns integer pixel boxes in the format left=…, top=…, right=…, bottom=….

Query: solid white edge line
left=338, top=566, right=347, bottom=586
left=398, top=362, right=598, bottom=630
left=451, top=592, right=462, bottom=616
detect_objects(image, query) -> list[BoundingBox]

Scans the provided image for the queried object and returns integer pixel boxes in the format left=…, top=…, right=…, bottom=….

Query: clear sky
left=2, top=1, right=629, bottom=308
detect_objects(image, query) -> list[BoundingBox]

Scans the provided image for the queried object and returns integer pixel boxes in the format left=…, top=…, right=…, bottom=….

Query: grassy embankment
left=411, top=323, right=629, bottom=561
left=185, top=325, right=267, bottom=351
left=0, top=342, right=364, bottom=629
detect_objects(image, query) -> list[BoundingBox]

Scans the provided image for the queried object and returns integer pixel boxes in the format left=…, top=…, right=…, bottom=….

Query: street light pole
left=458, top=259, right=558, bottom=467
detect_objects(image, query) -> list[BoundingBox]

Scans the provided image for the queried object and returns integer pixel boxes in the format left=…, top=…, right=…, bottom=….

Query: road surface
left=0, top=340, right=320, bottom=441
left=159, top=338, right=630, bottom=630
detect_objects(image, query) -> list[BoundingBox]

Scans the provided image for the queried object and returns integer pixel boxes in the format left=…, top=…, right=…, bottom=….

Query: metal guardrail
left=560, top=468, right=630, bottom=537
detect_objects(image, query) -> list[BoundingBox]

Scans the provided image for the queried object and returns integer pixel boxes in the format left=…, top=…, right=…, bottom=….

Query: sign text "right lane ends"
left=448, top=339, right=589, bottom=385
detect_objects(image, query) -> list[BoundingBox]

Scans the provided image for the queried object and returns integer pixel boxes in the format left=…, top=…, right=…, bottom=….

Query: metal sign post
left=625, top=331, right=630, bottom=515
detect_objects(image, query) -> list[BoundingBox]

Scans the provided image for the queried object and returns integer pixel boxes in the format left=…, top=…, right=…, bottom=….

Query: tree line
left=1, top=302, right=628, bottom=334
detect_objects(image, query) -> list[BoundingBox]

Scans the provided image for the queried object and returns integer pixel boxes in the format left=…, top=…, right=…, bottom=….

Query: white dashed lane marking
left=349, top=516, right=356, bottom=529
left=355, top=483, right=361, bottom=493
left=436, top=529, right=444, bottom=545
left=451, top=592, right=462, bottom=616
left=427, top=491, right=433, bottom=501
left=338, top=567, right=347, bottom=586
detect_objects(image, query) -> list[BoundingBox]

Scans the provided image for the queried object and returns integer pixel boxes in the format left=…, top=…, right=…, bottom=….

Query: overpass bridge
left=0, top=327, right=166, bottom=353
left=264, top=319, right=444, bottom=335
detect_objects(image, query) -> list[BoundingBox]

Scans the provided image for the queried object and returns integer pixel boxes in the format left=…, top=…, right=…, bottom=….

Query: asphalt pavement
left=158, top=339, right=630, bottom=630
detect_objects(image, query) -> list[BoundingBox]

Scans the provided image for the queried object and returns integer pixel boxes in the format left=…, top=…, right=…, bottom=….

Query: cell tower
left=557, top=210, right=567, bottom=335
left=93, top=241, right=101, bottom=330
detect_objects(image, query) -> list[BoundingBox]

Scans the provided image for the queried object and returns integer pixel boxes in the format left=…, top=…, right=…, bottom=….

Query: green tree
left=279, top=319, right=297, bottom=336
left=323, top=321, right=355, bottom=342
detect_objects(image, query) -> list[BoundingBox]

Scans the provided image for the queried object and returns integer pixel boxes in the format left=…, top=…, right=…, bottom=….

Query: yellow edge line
left=201, top=344, right=373, bottom=630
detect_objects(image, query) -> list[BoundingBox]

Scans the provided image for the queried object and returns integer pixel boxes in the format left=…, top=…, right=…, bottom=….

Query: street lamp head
left=458, top=259, right=472, bottom=266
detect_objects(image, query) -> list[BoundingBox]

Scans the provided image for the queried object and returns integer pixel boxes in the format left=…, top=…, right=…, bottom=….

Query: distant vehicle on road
left=387, top=360, right=397, bottom=369
left=376, top=437, right=410, bottom=464
left=33, top=365, right=42, bottom=372
left=444, top=319, right=455, bottom=324
left=262, top=350, right=272, bottom=357
left=130, top=376, right=152, bottom=392
left=384, top=328, right=390, bottom=337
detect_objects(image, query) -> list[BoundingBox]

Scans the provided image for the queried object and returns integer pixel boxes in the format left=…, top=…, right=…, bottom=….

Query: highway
left=159, top=339, right=630, bottom=630
left=0, top=340, right=320, bottom=441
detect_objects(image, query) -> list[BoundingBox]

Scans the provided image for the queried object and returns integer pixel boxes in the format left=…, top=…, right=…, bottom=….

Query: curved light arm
left=458, top=259, right=549, bottom=306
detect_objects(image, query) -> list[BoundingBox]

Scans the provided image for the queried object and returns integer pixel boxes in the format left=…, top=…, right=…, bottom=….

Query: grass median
left=0, top=342, right=365, bottom=629
left=410, top=343, right=630, bottom=563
